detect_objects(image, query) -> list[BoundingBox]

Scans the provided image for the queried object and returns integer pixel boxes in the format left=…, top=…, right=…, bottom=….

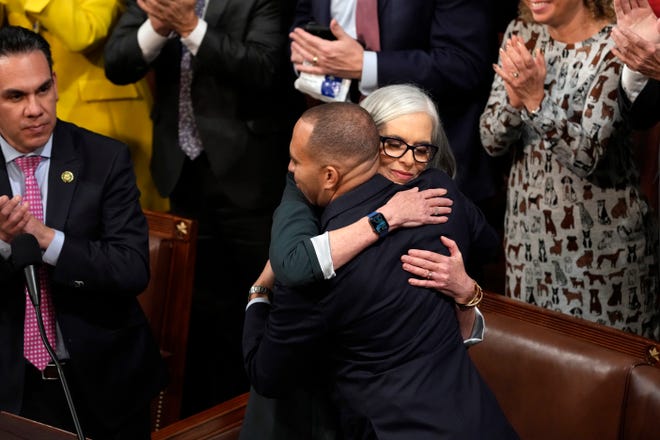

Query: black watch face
left=369, top=212, right=388, bottom=237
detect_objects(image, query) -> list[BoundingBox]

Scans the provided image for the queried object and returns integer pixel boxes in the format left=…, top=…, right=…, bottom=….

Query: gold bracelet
left=456, top=281, right=483, bottom=311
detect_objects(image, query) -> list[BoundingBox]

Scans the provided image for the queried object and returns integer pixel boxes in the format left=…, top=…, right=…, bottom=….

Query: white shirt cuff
left=621, top=65, right=649, bottom=104
left=137, top=19, right=169, bottom=63
left=181, top=18, right=208, bottom=56
left=310, top=231, right=336, bottom=280
left=0, top=231, right=63, bottom=264
left=246, top=296, right=271, bottom=311
left=0, top=239, right=10, bottom=260
left=463, top=307, right=485, bottom=347
left=359, top=51, right=378, bottom=96
left=42, top=230, right=64, bottom=266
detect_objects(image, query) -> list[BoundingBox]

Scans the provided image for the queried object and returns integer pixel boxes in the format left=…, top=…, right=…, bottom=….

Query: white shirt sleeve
left=42, top=230, right=64, bottom=266
left=620, top=65, right=650, bottom=104
left=463, top=307, right=486, bottom=348
left=359, top=51, right=378, bottom=95
left=137, top=19, right=170, bottom=63
left=310, top=231, right=336, bottom=279
left=180, top=18, right=208, bottom=56
left=246, top=296, right=271, bottom=310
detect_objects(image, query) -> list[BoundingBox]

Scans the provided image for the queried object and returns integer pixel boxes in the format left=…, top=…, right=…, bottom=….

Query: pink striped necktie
left=356, top=0, right=381, bottom=51
left=15, top=155, right=57, bottom=371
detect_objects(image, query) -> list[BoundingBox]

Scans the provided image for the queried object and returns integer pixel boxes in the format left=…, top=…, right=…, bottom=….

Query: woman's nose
left=398, top=149, right=416, bottom=166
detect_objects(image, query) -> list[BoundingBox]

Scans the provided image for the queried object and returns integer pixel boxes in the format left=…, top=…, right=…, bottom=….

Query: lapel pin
left=61, top=171, right=74, bottom=183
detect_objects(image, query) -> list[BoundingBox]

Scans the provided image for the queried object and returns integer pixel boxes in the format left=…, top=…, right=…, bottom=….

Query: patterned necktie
left=178, top=0, right=206, bottom=160
left=15, top=155, right=57, bottom=371
left=356, top=0, right=380, bottom=51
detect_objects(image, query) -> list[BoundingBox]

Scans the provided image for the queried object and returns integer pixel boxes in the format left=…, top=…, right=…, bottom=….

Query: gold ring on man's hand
left=312, top=55, right=319, bottom=65
left=512, top=71, right=519, bottom=78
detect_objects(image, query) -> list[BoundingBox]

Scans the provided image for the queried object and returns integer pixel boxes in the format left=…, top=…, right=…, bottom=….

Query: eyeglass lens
left=381, top=137, right=436, bottom=163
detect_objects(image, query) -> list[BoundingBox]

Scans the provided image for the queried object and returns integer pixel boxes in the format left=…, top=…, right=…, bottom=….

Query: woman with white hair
left=240, top=83, right=501, bottom=440
left=262, top=84, right=498, bottom=338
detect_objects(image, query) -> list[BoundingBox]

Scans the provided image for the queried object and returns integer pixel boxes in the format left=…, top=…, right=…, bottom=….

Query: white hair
left=360, top=84, right=456, bottom=177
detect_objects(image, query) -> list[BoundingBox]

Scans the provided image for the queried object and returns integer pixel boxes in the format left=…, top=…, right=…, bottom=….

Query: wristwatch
left=367, top=211, right=389, bottom=238
left=248, top=285, right=272, bottom=302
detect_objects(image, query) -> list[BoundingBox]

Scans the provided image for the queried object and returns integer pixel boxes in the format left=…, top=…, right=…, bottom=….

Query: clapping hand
left=138, top=0, right=199, bottom=37
left=493, top=35, right=546, bottom=112
left=611, top=0, right=660, bottom=80
left=290, top=19, right=365, bottom=79
left=0, top=195, right=30, bottom=243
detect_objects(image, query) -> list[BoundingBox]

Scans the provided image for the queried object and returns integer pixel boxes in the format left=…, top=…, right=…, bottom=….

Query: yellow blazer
left=1, top=0, right=168, bottom=211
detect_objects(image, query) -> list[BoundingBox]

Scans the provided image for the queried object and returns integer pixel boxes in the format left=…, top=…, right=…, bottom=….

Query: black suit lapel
left=46, top=121, right=80, bottom=230
left=0, top=149, right=10, bottom=197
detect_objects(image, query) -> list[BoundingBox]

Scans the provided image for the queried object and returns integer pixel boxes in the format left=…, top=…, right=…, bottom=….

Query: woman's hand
left=379, top=187, right=452, bottom=230
left=611, top=0, right=660, bottom=80
left=493, top=35, right=546, bottom=112
left=400, top=236, right=473, bottom=303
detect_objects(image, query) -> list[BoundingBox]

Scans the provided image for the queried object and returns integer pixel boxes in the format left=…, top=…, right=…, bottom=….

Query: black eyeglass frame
left=379, top=136, right=439, bottom=163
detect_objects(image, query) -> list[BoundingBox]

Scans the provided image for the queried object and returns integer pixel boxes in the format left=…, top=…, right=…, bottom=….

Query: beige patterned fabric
left=480, top=20, right=659, bottom=339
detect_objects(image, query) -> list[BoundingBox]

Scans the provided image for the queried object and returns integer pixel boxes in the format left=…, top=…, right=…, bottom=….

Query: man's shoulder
left=322, top=174, right=392, bottom=224
left=54, top=120, right=128, bottom=154
left=408, top=168, right=456, bottom=191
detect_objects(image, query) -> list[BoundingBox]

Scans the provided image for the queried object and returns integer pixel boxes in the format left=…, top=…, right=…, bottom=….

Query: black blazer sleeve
left=619, top=78, right=660, bottom=130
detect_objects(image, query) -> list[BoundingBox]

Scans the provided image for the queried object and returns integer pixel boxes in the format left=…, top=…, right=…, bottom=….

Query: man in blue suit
left=243, top=102, right=517, bottom=439
left=288, top=0, right=501, bottom=210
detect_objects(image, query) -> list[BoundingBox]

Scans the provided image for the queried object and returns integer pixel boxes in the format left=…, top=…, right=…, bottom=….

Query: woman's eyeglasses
left=380, top=136, right=439, bottom=163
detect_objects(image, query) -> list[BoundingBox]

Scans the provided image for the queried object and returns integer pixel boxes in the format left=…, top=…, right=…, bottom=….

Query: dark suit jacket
left=0, top=120, right=166, bottom=430
left=104, top=0, right=291, bottom=209
left=292, top=0, right=500, bottom=202
left=244, top=169, right=515, bottom=439
left=619, top=78, right=660, bottom=130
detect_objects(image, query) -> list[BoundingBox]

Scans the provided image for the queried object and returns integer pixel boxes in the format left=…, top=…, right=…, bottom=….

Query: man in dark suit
left=104, top=0, right=294, bottom=414
left=243, top=103, right=517, bottom=439
left=0, top=26, right=165, bottom=439
left=288, top=0, right=500, bottom=211
left=612, top=0, right=660, bottom=129
left=612, top=0, right=660, bottom=215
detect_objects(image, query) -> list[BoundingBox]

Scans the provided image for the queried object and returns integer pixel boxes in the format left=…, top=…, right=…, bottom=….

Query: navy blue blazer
left=292, top=0, right=500, bottom=202
left=244, top=169, right=516, bottom=439
left=0, top=120, right=166, bottom=430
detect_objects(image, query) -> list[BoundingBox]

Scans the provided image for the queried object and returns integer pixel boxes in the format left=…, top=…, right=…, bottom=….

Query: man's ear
left=322, top=165, right=340, bottom=190
left=52, top=71, right=59, bottom=101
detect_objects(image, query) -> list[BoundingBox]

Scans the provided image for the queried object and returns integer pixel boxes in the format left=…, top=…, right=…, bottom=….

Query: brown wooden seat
left=151, top=393, right=248, bottom=440
left=469, top=292, right=660, bottom=440
left=151, top=291, right=660, bottom=439
left=140, top=210, right=198, bottom=431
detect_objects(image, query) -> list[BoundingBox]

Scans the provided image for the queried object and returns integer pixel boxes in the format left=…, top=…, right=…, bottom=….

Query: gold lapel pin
left=61, top=171, right=74, bottom=183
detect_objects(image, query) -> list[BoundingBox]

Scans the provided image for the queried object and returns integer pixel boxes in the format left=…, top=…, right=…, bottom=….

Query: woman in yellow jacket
left=0, top=0, right=168, bottom=211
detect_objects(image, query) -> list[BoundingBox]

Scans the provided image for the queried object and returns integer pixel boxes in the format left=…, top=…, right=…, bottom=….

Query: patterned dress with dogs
left=480, top=20, right=659, bottom=339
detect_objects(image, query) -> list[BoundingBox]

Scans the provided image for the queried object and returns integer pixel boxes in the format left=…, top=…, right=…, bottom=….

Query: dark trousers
left=172, top=154, right=275, bottom=416
left=240, top=386, right=342, bottom=440
left=20, top=362, right=150, bottom=440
